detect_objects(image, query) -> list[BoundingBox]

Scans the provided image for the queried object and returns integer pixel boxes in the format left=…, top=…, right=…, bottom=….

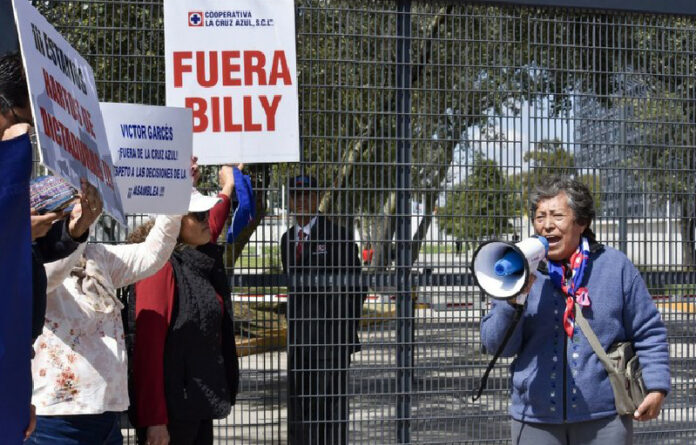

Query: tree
left=509, top=139, right=601, bottom=218
left=624, top=90, right=696, bottom=265
left=36, top=1, right=170, bottom=243
left=38, top=2, right=166, bottom=104
left=282, top=3, right=558, bottom=269
left=35, top=1, right=695, bottom=266
left=35, top=1, right=266, bottom=260
left=439, top=154, right=514, bottom=246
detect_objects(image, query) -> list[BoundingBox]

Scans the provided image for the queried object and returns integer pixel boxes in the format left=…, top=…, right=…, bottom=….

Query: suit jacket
left=280, top=214, right=363, bottom=356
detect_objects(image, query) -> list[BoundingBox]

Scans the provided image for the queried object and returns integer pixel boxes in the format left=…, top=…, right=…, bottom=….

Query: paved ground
left=123, top=306, right=696, bottom=444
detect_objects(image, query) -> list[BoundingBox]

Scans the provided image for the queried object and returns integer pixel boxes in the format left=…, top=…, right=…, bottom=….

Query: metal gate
left=33, top=1, right=696, bottom=443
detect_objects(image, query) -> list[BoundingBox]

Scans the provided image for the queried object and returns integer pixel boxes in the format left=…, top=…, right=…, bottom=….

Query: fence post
left=619, top=108, right=628, bottom=254
left=395, top=0, right=413, bottom=443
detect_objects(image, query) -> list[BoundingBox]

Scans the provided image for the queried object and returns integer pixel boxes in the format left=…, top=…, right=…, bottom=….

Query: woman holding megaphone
left=480, top=176, right=669, bottom=445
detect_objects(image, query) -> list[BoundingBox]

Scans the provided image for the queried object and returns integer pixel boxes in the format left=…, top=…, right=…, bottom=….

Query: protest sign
left=100, top=103, right=193, bottom=215
left=13, top=0, right=126, bottom=224
left=164, top=0, right=300, bottom=164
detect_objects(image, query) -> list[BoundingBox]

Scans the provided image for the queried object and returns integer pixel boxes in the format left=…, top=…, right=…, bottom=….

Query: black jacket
left=280, top=214, right=364, bottom=355
left=163, top=244, right=240, bottom=421
left=31, top=220, right=85, bottom=341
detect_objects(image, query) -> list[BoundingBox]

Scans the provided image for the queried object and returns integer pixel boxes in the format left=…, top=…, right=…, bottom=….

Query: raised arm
left=98, top=215, right=182, bottom=289
left=209, top=194, right=231, bottom=242
left=207, top=164, right=237, bottom=242
left=36, top=178, right=100, bottom=264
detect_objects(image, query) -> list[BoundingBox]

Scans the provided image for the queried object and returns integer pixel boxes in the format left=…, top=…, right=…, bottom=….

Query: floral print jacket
left=31, top=215, right=182, bottom=415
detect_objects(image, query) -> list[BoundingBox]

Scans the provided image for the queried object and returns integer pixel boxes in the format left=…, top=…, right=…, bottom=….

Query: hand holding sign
left=68, top=178, right=102, bottom=239
left=219, top=163, right=244, bottom=198
left=13, top=0, right=126, bottom=224
left=191, top=155, right=201, bottom=185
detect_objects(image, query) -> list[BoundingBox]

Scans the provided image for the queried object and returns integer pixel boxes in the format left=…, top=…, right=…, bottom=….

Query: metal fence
left=34, top=0, right=696, bottom=443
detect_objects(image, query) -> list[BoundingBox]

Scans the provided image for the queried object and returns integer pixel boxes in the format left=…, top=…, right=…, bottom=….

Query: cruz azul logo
left=188, top=11, right=204, bottom=27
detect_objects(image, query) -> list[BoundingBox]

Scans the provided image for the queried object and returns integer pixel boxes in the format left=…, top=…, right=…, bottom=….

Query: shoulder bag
left=574, top=303, right=647, bottom=415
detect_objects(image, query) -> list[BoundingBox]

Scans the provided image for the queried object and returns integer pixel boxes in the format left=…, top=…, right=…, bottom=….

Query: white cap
left=188, top=188, right=221, bottom=212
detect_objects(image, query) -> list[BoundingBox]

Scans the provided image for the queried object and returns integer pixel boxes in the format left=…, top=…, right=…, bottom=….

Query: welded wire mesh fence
left=30, top=1, right=696, bottom=443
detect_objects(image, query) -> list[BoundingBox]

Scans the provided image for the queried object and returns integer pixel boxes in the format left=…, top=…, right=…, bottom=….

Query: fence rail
left=32, top=1, right=696, bottom=443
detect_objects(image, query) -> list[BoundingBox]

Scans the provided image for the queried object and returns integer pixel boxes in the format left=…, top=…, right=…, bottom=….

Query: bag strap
left=573, top=303, right=617, bottom=373
left=472, top=304, right=525, bottom=401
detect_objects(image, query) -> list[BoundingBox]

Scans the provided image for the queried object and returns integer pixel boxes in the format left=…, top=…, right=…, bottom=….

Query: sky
left=446, top=97, right=576, bottom=188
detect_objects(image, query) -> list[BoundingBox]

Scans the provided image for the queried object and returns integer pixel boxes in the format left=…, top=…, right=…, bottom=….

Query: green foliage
left=622, top=90, right=696, bottom=264
left=508, top=139, right=601, bottom=217
left=624, top=91, right=695, bottom=195
left=32, top=1, right=695, bottom=263
left=421, top=243, right=458, bottom=254
left=36, top=1, right=166, bottom=104
left=234, top=244, right=283, bottom=273
left=439, top=154, right=514, bottom=241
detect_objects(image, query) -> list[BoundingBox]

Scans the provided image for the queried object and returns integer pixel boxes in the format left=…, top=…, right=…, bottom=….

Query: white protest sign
left=100, top=103, right=193, bottom=215
left=12, top=0, right=126, bottom=224
left=164, top=0, right=300, bottom=164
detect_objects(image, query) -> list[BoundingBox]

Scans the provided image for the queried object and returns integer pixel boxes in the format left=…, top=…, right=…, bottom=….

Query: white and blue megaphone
left=471, top=236, right=549, bottom=300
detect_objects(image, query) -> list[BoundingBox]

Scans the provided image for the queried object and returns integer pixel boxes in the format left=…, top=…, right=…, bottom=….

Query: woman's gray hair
left=529, top=175, right=597, bottom=240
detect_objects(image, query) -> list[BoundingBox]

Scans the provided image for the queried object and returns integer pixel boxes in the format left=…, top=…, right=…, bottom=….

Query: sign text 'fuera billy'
left=172, top=50, right=291, bottom=133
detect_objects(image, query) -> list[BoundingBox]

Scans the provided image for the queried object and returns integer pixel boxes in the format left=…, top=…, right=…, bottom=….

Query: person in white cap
left=131, top=162, right=243, bottom=445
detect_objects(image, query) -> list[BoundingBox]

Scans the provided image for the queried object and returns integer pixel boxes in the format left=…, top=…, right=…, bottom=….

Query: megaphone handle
left=472, top=304, right=525, bottom=402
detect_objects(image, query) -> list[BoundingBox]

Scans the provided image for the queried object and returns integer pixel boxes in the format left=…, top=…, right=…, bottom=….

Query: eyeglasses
left=190, top=211, right=209, bottom=222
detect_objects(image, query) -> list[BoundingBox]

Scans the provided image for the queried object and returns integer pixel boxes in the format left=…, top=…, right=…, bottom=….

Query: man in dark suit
left=280, top=175, right=363, bottom=445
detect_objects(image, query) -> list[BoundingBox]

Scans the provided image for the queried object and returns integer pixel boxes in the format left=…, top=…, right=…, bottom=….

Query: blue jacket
left=0, top=133, right=32, bottom=443
left=480, top=244, right=670, bottom=424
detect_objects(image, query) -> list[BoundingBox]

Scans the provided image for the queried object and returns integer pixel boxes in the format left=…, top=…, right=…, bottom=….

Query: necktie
left=295, top=230, right=305, bottom=261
